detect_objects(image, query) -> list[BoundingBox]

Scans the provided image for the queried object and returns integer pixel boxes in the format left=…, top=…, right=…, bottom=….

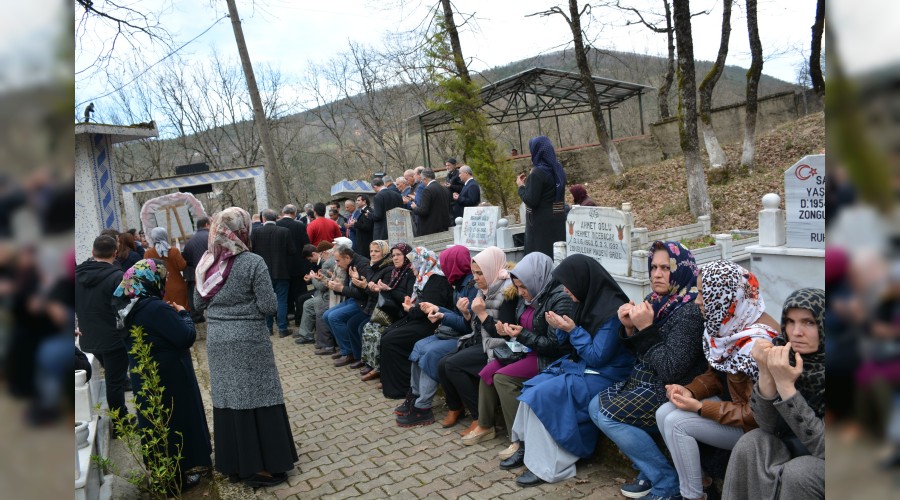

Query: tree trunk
left=809, top=0, right=825, bottom=95
left=658, top=0, right=675, bottom=120
left=673, top=0, right=712, bottom=217
left=568, top=0, right=624, bottom=175
left=440, top=0, right=470, bottom=82
left=741, top=0, right=763, bottom=170
left=225, top=0, right=289, bottom=207
left=698, top=0, right=732, bottom=168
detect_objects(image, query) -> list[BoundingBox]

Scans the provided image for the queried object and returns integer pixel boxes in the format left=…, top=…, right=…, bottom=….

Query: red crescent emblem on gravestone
left=795, top=164, right=817, bottom=180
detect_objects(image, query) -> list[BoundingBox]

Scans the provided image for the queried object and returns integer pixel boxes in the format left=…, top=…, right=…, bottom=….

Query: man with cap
left=443, top=157, right=464, bottom=197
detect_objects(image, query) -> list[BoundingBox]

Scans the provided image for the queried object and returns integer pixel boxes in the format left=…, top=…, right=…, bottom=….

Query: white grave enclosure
left=462, top=206, right=501, bottom=249
left=784, top=155, right=825, bottom=249
left=387, top=208, right=414, bottom=246
left=153, top=204, right=194, bottom=242
left=565, top=206, right=632, bottom=276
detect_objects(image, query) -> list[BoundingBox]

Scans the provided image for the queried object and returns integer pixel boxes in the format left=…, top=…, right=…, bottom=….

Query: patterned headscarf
left=646, top=241, right=699, bottom=324
left=510, top=251, right=554, bottom=306
left=150, top=227, right=171, bottom=257
left=529, top=136, right=567, bottom=201
left=388, top=242, right=412, bottom=288
left=700, top=260, right=778, bottom=380
left=112, top=259, right=168, bottom=328
left=195, top=207, right=251, bottom=300
left=776, top=288, right=826, bottom=418
left=369, top=240, right=391, bottom=268
left=439, top=245, right=472, bottom=285
left=408, top=246, right=443, bottom=301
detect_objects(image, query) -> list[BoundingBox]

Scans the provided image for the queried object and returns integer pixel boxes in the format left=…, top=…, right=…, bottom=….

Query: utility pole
left=225, top=0, right=289, bottom=207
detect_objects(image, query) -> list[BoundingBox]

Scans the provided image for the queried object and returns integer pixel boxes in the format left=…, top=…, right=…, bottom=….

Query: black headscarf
left=776, top=288, right=826, bottom=419
left=551, top=254, right=628, bottom=335
left=529, top=136, right=567, bottom=201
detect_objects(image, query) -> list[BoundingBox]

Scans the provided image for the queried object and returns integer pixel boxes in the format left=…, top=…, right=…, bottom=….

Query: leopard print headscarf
left=775, top=288, right=826, bottom=418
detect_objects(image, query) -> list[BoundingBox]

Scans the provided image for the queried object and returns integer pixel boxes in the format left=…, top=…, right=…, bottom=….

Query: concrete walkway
left=192, top=324, right=631, bottom=499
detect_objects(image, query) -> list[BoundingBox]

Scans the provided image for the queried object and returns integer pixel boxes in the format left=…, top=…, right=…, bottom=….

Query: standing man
left=306, top=202, right=342, bottom=246
left=299, top=203, right=315, bottom=225
left=412, top=168, right=452, bottom=236
left=343, top=200, right=358, bottom=247
left=277, top=205, right=311, bottom=327
left=452, top=165, right=481, bottom=219
left=370, top=177, right=404, bottom=241
left=181, top=217, right=210, bottom=323
left=442, top=157, right=464, bottom=197
left=329, top=207, right=348, bottom=237
left=350, top=194, right=374, bottom=255
left=75, top=235, right=129, bottom=422
left=251, top=208, right=296, bottom=337
left=383, top=175, right=402, bottom=194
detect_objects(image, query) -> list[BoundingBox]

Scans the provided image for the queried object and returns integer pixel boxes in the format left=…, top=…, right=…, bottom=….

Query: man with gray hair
left=383, top=175, right=402, bottom=194
left=452, top=164, right=481, bottom=219
left=411, top=167, right=452, bottom=236
left=251, top=208, right=297, bottom=337
left=277, top=204, right=311, bottom=326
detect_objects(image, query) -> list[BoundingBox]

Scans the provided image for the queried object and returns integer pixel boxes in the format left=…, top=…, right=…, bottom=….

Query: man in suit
left=251, top=208, right=297, bottom=337
left=442, top=157, right=464, bottom=197
left=277, top=205, right=311, bottom=328
left=452, top=165, right=481, bottom=219
left=370, top=177, right=405, bottom=240
left=181, top=217, right=210, bottom=323
left=412, top=168, right=452, bottom=236
left=350, top=194, right=374, bottom=255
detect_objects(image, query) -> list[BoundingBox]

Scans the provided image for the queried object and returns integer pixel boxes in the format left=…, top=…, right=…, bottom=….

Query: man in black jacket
left=323, top=245, right=372, bottom=367
left=370, top=177, right=404, bottom=241
left=277, top=204, right=311, bottom=327
left=350, top=194, right=374, bottom=255
left=181, top=217, right=210, bottom=323
left=451, top=165, right=481, bottom=219
left=412, top=168, right=452, bottom=236
left=251, top=208, right=297, bottom=337
left=75, top=235, right=129, bottom=420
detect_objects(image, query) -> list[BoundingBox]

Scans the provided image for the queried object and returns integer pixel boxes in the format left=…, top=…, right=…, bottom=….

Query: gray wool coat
left=194, top=252, right=286, bottom=410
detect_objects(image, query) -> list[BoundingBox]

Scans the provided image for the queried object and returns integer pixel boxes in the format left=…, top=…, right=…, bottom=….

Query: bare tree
left=613, top=1, right=674, bottom=119
left=530, top=0, right=625, bottom=175
left=740, top=0, right=763, bottom=170
left=698, top=0, right=732, bottom=168
left=809, top=0, right=825, bottom=96
left=672, top=0, right=712, bottom=217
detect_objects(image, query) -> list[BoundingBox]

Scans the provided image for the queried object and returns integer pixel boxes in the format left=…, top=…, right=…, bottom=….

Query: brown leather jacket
left=685, top=367, right=758, bottom=432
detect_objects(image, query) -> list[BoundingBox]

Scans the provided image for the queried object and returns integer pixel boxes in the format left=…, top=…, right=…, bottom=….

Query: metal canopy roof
left=416, top=67, right=653, bottom=134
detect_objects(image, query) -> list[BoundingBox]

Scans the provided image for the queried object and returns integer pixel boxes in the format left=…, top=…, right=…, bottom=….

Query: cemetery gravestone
left=462, top=206, right=501, bottom=249
left=565, top=206, right=632, bottom=276
left=153, top=204, right=194, bottom=242
left=387, top=208, right=414, bottom=247
left=784, top=154, right=825, bottom=249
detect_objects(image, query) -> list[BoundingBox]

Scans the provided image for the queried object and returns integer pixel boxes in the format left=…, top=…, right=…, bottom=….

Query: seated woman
left=113, top=259, right=211, bottom=492
left=359, top=242, right=414, bottom=380
left=466, top=251, right=573, bottom=459
left=589, top=241, right=707, bottom=499
left=657, top=260, right=780, bottom=500
left=342, top=240, right=392, bottom=370
left=437, top=246, right=517, bottom=435
left=723, top=288, right=825, bottom=500
left=507, top=254, right=634, bottom=487
left=380, top=247, right=454, bottom=400
left=395, top=245, right=478, bottom=426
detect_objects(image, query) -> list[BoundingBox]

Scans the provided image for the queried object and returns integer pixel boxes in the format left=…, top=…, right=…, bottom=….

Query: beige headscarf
left=195, top=207, right=252, bottom=300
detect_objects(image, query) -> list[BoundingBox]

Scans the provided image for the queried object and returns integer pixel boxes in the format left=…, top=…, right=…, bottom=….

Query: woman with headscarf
left=396, top=245, right=479, bottom=427
left=723, top=288, right=826, bottom=500
left=144, top=226, right=189, bottom=309
left=359, top=242, right=415, bottom=380
left=657, top=260, right=780, bottom=500
left=379, top=246, right=454, bottom=400
left=465, top=252, right=574, bottom=456
left=516, top=136, right=567, bottom=257
left=589, top=241, right=707, bottom=499
left=568, top=184, right=596, bottom=207
left=192, top=207, right=298, bottom=488
left=112, top=259, right=211, bottom=493
left=505, top=254, right=633, bottom=487
left=433, top=247, right=518, bottom=432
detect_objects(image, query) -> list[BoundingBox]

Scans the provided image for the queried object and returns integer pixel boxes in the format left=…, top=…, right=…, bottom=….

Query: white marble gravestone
left=565, top=206, right=632, bottom=276
left=784, top=155, right=825, bottom=249
left=152, top=204, right=194, bottom=242
left=387, top=208, right=414, bottom=247
left=462, top=206, right=501, bottom=248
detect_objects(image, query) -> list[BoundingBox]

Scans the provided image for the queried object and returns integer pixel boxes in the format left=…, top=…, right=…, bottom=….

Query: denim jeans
left=266, top=278, right=290, bottom=331
left=324, top=298, right=360, bottom=356
left=589, top=395, right=680, bottom=496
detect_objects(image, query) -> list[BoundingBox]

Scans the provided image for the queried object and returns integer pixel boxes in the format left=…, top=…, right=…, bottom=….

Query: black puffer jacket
left=515, top=280, right=575, bottom=371
left=75, top=260, right=125, bottom=352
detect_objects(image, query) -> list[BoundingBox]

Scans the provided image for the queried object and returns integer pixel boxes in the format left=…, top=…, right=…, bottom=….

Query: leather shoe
left=245, top=472, right=287, bottom=488
left=314, top=347, right=335, bottom=355
left=278, top=329, right=293, bottom=338
left=515, top=469, right=545, bottom=487
left=462, top=425, right=496, bottom=445
left=500, top=444, right=525, bottom=470
left=295, top=337, right=314, bottom=345
left=360, top=366, right=373, bottom=375
left=333, top=355, right=355, bottom=367
left=349, top=360, right=366, bottom=369
left=361, top=370, right=380, bottom=381
left=331, top=352, right=343, bottom=359
left=441, top=409, right=464, bottom=428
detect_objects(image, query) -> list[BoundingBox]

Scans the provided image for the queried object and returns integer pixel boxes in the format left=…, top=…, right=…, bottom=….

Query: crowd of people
left=72, top=136, right=826, bottom=497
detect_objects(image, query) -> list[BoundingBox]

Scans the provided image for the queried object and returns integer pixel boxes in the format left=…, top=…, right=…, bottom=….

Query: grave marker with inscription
left=387, top=208, right=414, bottom=247
left=565, top=206, right=632, bottom=276
left=784, top=154, right=825, bottom=249
left=462, top=206, right=501, bottom=248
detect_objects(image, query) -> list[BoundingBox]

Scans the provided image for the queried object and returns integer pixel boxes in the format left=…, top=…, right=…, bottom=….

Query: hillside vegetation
left=569, top=111, right=825, bottom=232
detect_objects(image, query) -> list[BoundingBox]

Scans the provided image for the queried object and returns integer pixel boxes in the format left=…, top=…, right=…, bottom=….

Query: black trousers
left=438, top=344, right=487, bottom=419
left=92, top=347, right=130, bottom=417
left=287, top=276, right=308, bottom=324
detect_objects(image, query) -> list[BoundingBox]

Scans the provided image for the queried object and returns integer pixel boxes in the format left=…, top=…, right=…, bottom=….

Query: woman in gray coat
left=723, top=288, right=825, bottom=499
left=194, top=207, right=298, bottom=488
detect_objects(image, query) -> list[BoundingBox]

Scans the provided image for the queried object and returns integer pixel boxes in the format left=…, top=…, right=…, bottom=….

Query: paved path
left=192, top=324, right=631, bottom=499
